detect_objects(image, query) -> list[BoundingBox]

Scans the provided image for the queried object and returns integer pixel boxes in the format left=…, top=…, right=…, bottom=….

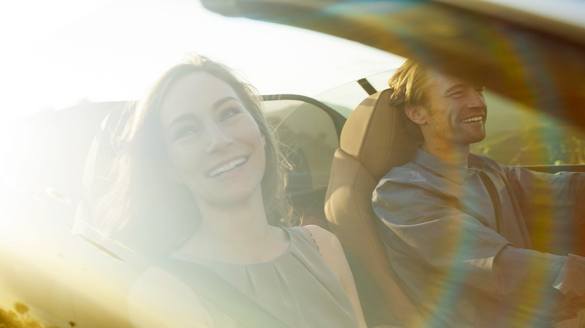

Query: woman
left=104, top=56, right=367, bottom=327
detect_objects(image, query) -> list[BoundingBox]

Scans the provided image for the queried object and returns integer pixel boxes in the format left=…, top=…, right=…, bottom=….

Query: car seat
left=324, top=89, right=421, bottom=326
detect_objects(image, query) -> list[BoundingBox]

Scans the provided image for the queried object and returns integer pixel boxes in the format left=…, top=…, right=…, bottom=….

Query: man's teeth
left=463, top=116, right=483, bottom=123
left=208, top=157, right=247, bottom=177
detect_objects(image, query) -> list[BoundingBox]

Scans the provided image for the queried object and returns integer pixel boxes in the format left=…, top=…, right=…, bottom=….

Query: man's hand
left=554, top=294, right=585, bottom=322
left=553, top=254, right=585, bottom=322
left=555, top=254, right=585, bottom=296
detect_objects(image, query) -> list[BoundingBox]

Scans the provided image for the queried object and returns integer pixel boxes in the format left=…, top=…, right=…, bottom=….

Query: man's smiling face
left=419, top=71, right=487, bottom=148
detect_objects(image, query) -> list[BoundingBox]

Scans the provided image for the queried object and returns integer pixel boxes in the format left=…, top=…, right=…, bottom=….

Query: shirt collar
left=414, top=148, right=480, bottom=184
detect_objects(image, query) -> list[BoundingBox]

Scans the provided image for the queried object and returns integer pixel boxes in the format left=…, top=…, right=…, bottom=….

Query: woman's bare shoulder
left=302, top=224, right=343, bottom=250
left=301, top=225, right=368, bottom=328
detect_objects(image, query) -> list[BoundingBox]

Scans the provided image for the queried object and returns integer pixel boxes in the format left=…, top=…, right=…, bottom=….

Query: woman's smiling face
left=159, top=72, right=266, bottom=208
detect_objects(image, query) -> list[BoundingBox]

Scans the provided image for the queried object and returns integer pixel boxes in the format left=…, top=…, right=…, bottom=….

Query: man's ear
left=405, top=105, right=427, bottom=125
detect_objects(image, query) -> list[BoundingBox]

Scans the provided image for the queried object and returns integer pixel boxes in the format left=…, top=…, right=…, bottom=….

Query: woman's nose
left=204, top=124, right=233, bottom=153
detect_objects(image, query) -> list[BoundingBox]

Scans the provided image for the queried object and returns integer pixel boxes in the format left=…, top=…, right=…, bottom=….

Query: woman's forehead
left=165, top=72, right=238, bottom=106
left=160, top=72, right=240, bottom=123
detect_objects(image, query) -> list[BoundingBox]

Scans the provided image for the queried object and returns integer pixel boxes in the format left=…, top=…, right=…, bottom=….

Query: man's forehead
left=427, top=70, right=466, bottom=91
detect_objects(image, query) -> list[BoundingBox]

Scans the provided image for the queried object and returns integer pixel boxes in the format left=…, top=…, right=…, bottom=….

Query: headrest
left=340, top=89, right=417, bottom=180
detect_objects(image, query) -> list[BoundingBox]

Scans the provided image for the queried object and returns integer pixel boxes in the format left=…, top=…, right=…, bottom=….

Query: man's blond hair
left=388, top=59, right=432, bottom=142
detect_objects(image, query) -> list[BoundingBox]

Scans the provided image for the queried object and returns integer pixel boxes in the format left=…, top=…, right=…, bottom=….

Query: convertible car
left=1, top=0, right=584, bottom=327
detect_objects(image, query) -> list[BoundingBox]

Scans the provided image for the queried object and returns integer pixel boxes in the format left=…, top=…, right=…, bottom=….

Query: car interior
left=2, top=1, right=585, bottom=327
left=3, top=73, right=584, bottom=326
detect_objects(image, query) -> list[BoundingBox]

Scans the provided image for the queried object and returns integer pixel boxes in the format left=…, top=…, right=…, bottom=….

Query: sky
left=2, top=0, right=581, bottom=119
left=0, top=0, right=403, bottom=119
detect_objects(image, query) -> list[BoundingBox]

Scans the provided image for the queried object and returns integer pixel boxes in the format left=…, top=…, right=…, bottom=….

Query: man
left=372, top=59, right=585, bottom=327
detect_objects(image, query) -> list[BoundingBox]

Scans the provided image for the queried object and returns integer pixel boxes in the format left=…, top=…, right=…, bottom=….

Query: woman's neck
left=176, top=189, right=288, bottom=264
left=198, top=193, right=271, bottom=244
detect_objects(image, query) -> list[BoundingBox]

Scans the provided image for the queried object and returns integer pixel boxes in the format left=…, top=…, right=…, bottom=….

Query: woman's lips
left=206, top=156, right=249, bottom=178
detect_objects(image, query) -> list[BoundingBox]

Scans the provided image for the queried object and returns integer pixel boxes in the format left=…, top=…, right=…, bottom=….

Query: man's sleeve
left=503, top=167, right=585, bottom=253
left=372, top=177, right=564, bottom=298
left=373, top=177, right=510, bottom=295
left=503, top=167, right=585, bottom=298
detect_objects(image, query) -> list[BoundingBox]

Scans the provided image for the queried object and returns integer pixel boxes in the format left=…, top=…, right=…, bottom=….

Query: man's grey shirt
left=372, top=149, right=584, bottom=326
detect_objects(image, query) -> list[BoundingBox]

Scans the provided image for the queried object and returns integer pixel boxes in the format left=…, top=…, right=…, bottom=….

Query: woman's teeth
left=208, top=157, right=247, bottom=177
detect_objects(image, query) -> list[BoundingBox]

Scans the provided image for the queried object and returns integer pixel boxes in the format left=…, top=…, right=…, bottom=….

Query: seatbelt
left=159, top=258, right=290, bottom=328
left=477, top=170, right=503, bottom=232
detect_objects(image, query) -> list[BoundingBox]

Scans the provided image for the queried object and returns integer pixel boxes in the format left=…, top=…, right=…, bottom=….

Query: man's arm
left=504, top=167, right=585, bottom=296
left=373, top=177, right=583, bottom=303
left=503, top=167, right=585, bottom=250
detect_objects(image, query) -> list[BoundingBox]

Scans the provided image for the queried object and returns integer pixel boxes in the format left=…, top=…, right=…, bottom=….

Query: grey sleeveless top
left=171, top=227, right=359, bottom=328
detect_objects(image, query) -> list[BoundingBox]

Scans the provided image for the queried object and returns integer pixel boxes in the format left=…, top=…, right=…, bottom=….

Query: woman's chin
left=198, top=184, right=262, bottom=209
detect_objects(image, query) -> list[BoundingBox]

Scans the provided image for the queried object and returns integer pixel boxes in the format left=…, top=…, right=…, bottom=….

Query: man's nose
left=205, top=124, right=233, bottom=153
left=469, top=89, right=486, bottom=108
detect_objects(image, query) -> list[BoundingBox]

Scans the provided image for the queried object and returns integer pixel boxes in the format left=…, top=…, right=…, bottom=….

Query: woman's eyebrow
left=167, top=97, right=239, bottom=129
left=212, top=96, right=238, bottom=110
left=168, top=113, right=197, bottom=130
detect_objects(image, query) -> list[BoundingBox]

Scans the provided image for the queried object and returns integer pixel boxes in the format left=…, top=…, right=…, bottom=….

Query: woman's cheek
left=168, top=143, right=204, bottom=182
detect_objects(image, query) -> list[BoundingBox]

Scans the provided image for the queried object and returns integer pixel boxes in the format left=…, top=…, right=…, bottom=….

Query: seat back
left=324, top=89, right=420, bottom=326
